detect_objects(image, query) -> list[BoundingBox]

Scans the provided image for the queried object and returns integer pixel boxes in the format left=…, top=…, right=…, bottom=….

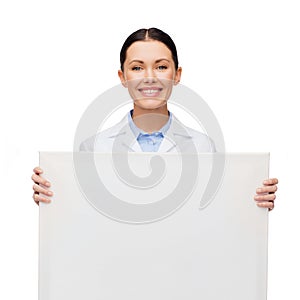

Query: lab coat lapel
left=159, top=116, right=194, bottom=153
left=110, top=116, right=142, bottom=152
left=157, top=133, right=177, bottom=152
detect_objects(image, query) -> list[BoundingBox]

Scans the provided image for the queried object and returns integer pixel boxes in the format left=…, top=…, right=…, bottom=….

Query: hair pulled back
left=120, top=28, right=179, bottom=71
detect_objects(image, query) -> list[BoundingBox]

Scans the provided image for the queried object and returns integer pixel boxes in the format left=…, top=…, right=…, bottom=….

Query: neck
left=132, top=104, right=169, bottom=133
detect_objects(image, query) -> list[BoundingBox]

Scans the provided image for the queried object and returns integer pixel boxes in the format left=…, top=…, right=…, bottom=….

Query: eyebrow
left=128, top=58, right=170, bottom=65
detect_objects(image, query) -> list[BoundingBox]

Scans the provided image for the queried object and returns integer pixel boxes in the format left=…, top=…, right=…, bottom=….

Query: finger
left=256, top=200, right=274, bottom=211
left=33, top=166, right=43, bottom=174
left=33, top=192, right=51, bottom=204
left=31, top=173, right=51, bottom=187
left=263, top=178, right=279, bottom=185
left=254, top=193, right=276, bottom=201
left=32, top=183, right=53, bottom=197
left=256, top=185, right=278, bottom=194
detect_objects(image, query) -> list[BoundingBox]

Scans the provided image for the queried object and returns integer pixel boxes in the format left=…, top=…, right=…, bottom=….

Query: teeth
left=144, top=89, right=158, bottom=93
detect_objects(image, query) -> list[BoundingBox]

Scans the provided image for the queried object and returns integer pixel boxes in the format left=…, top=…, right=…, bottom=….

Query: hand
left=31, top=167, right=53, bottom=205
left=254, top=178, right=278, bottom=211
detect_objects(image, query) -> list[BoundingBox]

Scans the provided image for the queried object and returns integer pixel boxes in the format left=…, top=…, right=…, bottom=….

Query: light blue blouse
left=127, top=109, right=172, bottom=152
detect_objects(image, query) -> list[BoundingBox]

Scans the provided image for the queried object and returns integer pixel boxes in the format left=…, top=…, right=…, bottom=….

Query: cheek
left=124, top=70, right=143, bottom=81
left=124, top=69, right=176, bottom=81
left=159, top=69, right=176, bottom=80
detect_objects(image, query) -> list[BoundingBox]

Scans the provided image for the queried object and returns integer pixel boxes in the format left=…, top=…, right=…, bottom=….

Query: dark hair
left=120, top=27, right=179, bottom=71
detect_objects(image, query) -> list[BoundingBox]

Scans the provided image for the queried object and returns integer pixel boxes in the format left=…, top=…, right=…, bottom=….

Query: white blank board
left=39, top=153, right=269, bottom=300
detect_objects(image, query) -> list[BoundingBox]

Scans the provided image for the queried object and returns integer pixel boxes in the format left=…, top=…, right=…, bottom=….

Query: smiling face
left=118, top=40, right=182, bottom=112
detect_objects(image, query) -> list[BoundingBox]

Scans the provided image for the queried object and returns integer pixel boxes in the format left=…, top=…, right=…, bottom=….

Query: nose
left=143, top=68, right=157, bottom=83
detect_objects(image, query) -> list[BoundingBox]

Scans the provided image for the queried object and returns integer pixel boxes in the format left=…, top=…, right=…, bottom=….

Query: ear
left=118, top=70, right=128, bottom=88
left=174, top=67, right=182, bottom=85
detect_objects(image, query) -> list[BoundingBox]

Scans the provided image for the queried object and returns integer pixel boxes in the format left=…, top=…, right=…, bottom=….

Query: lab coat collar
left=107, top=114, right=193, bottom=153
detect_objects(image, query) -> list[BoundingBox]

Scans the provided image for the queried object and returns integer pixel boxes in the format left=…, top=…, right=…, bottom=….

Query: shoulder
left=171, top=115, right=216, bottom=152
left=79, top=115, right=128, bottom=152
left=185, top=127, right=216, bottom=153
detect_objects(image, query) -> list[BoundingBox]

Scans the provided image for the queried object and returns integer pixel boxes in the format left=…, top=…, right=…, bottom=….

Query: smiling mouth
left=138, top=87, right=163, bottom=97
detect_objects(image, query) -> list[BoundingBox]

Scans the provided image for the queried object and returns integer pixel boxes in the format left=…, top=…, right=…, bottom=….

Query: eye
left=157, top=65, right=168, bottom=70
left=132, top=66, right=142, bottom=71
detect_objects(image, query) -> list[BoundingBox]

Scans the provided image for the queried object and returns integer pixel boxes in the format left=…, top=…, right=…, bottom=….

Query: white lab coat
left=80, top=113, right=215, bottom=153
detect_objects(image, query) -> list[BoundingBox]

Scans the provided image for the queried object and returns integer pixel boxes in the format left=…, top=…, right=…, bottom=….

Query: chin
left=135, top=99, right=167, bottom=110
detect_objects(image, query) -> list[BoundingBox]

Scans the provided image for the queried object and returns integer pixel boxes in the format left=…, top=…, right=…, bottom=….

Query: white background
left=0, top=0, right=299, bottom=299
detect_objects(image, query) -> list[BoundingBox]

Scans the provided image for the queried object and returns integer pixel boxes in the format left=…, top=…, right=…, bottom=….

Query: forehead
left=125, top=40, right=172, bottom=62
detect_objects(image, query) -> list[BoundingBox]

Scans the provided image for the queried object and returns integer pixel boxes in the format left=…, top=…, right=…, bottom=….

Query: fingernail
left=257, top=188, right=262, bottom=193
left=45, top=182, right=51, bottom=187
left=48, top=191, right=53, bottom=196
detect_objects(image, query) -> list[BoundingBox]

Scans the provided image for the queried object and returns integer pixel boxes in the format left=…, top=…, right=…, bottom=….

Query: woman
left=31, top=27, right=278, bottom=209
